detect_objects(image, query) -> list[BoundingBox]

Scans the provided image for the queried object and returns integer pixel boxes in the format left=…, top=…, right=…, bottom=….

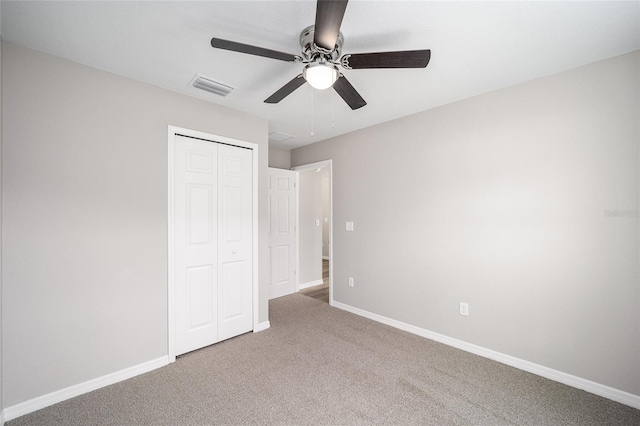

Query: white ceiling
left=2, top=1, right=639, bottom=149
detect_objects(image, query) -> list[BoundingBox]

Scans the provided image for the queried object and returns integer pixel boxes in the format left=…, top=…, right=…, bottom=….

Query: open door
left=268, top=168, right=297, bottom=299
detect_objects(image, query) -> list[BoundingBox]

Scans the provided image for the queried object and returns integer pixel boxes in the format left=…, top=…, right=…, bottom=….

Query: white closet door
left=174, top=136, right=219, bottom=355
left=173, top=136, right=253, bottom=355
left=217, top=144, right=253, bottom=341
left=268, top=168, right=297, bottom=299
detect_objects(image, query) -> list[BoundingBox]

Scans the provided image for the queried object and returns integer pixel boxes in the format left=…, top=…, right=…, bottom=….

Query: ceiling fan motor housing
left=300, top=25, right=344, bottom=62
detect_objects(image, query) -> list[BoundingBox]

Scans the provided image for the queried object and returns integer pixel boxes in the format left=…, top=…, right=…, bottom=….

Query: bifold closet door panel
left=174, top=136, right=219, bottom=355
left=217, top=144, right=253, bottom=341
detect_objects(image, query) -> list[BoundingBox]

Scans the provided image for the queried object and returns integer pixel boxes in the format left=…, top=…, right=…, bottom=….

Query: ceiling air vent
left=269, top=132, right=294, bottom=143
left=190, top=74, right=234, bottom=97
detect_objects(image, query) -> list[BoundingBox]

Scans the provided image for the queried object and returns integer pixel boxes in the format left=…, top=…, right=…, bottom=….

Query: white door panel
left=268, top=168, right=297, bottom=299
left=174, top=136, right=219, bottom=355
left=218, top=144, right=253, bottom=341
left=186, top=265, right=214, bottom=329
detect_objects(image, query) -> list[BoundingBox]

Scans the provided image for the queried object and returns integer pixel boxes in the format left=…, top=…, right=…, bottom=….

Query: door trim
left=167, top=125, right=259, bottom=362
left=291, top=160, right=333, bottom=306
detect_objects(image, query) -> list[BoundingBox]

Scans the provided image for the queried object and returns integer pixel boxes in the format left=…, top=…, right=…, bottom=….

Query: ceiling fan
left=210, top=0, right=431, bottom=110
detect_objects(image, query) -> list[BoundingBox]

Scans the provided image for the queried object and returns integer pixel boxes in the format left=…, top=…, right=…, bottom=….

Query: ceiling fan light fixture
left=303, top=61, right=338, bottom=90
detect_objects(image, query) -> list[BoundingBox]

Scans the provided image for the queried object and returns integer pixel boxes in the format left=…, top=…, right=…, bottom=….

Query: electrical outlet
left=460, top=302, right=469, bottom=316
left=348, top=277, right=354, bottom=288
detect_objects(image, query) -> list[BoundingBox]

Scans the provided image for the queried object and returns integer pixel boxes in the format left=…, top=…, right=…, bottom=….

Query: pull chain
left=331, top=89, right=335, bottom=129
left=310, top=87, right=315, bottom=136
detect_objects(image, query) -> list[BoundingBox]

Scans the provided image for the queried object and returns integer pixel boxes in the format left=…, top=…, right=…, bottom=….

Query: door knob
left=232, top=250, right=237, bottom=254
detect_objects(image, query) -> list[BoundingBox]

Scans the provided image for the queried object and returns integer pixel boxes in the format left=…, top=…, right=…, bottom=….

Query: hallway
left=298, top=259, right=329, bottom=303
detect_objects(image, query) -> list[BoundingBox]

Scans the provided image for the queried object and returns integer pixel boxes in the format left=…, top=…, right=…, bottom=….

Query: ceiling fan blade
left=314, top=0, right=348, bottom=51
left=333, top=75, right=366, bottom=110
left=264, top=74, right=306, bottom=104
left=342, top=50, right=431, bottom=69
left=211, top=38, right=298, bottom=62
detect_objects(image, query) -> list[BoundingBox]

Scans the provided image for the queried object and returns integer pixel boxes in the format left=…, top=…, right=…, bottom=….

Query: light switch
left=315, top=219, right=320, bottom=227
left=324, top=217, right=329, bottom=223
left=346, top=221, right=354, bottom=231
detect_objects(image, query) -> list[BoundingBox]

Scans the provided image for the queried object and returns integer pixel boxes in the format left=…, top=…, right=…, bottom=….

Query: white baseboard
left=3, top=356, right=169, bottom=422
left=332, top=301, right=640, bottom=410
left=254, top=321, right=271, bottom=333
left=298, top=279, right=324, bottom=290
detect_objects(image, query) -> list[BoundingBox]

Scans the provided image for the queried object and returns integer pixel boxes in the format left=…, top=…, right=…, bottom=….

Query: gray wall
left=292, top=51, right=640, bottom=396
left=2, top=42, right=269, bottom=407
left=268, top=145, right=291, bottom=169
left=298, top=170, right=323, bottom=285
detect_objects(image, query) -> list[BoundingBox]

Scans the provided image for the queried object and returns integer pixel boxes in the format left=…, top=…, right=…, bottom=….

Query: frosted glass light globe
left=304, top=62, right=338, bottom=90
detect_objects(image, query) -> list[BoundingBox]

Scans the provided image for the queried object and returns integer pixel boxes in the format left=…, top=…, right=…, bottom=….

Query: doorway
left=291, top=160, right=333, bottom=305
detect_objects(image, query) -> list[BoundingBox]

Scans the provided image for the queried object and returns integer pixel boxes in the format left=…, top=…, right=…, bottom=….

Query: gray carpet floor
left=9, top=294, right=640, bottom=425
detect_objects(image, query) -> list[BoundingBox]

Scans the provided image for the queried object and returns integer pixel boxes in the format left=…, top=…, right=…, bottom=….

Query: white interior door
left=217, top=144, right=253, bottom=341
left=174, top=136, right=219, bottom=355
left=268, top=168, right=297, bottom=299
left=173, top=135, right=253, bottom=355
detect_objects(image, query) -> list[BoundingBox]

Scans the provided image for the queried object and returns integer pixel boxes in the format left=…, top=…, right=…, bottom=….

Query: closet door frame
left=167, top=125, right=259, bottom=363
